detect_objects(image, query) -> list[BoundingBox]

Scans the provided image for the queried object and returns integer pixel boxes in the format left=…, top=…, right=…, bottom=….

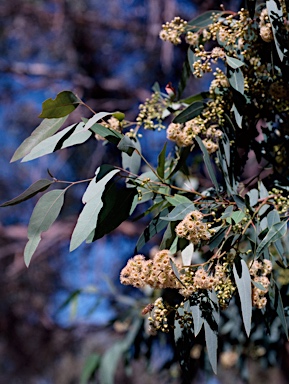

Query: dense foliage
left=3, top=0, right=289, bottom=381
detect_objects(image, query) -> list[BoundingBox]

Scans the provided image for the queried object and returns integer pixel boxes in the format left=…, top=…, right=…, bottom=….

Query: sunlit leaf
left=173, top=101, right=205, bottom=124
left=11, top=117, right=67, bottom=162
left=191, top=304, right=203, bottom=336
left=70, top=168, right=120, bottom=251
left=256, top=220, right=288, bottom=257
left=160, top=203, right=195, bottom=221
left=233, top=259, right=252, bottom=337
left=24, top=189, right=66, bottom=266
left=181, top=243, right=194, bottom=266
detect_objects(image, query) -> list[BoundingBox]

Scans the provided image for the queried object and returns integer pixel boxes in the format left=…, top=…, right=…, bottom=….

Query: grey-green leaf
left=195, top=136, right=219, bottom=192
left=181, top=243, right=194, bottom=266
left=11, top=117, right=67, bottom=162
left=226, top=55, right=244, bottom=69
left=204, top=319, right=218, bottom=374
left=1, top=179, right=53, bottom=207
left=256, top=220, right=287, bottom=257
left=233, top=260, right=252, bottom=337
left=191, top=304, right=203, bottom=336
left=24, top=189, right=66, bottom=266
left=173, top=101, right=205, bottom=124
left=70, top=168, right=119, bottom=251
left=161, top=203, right=195, bottom=221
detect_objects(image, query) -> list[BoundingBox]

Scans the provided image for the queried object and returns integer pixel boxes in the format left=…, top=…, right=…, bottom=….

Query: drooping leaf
left=259, top=181, right=269, bottom=198
left=233, top=259, right=252, bottom=337
left=267, top=209, right=280, bottom=227
left=86, top=184, right=137, bottom=242
left=169, top=236, right=179, bottom=254
left=24, top=189, right=66, bottom=266
left=246, top=188, right=259, bottom=207
left=157, top=142, right=167, bottom=179
left=191, top=304, right=203, bottom=336
left=226, top=55, right=245, bottom=69
left=165, top=194, right=192, bottom=206
left=160, top=222, right=177, bottom=250
left=177, top=58, right=191, bottom=98
left=204, top=319, right=218, bottom=374
left=39, top=91, right=80, bottom=118
left=1, top=179, right=54, bottom=207
left=70, top=168, right=120, bottom=251
left=173, top=101, right=205, bottom=124
left=269, top=282, right=289, bottom=339
left=169, top=258, right=183, bottom=284
left=195, top=136, right=219, bottom=192
left=135, top=208, right=169, bottom=252
left=267, top=0, right=284, bottom=62
left=121, top=137, right=141, bottom=175
left=80, top=353, right=101, bottom=384
left=22, top=122, right=89, bottom=161
left=89, top=123, right=123, bottom=145
left=256, top=220, right=288, bottom=257
left=188, top=47, right=197, bottom=76
left=209, top=227, right=227, bottom=250
left=161, top=203, right=195, bottom=221
left=181, top=243, right=194, bottom=266
left=11, top=117, right=67, bottom=162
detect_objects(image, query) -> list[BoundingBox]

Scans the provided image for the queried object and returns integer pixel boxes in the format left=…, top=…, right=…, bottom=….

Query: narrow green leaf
left=39, top=91, right=80, bottom=118
left=267, top=0, right=284, bottom=62
left=161, top=203, right=195, bottom=221
left=70, top=168, right=120, bottom=251
left=89, top=123, right=122, bottom=145
left=157, top=142, right=167, bottom=179
left=98, top=342, right=125, bottom=384
left=188, top=47, right=197, bottom=75
left=1, top=179, right=53, bottom=207
left=233, top=259, right=252, bottom=337
left=160, top=222, right=177, bottom=250
left=269, top=282, right=288, bottom=339
left=195, top=136, right=219, bottom=192
left=80, top=353, right=101, bottom=384
left=11, top=117, right=67, bottom=162
left=226, top=55, right=244, bottom=69
left=22, top=123, right=88, bottom=162
left=256, top=220, right=287, bottom=257
left=169, top=236, right=178, bottom=254
left=24, top=189, right=65, bottom=266
left=191, top=304, right=203, bottom=336
left=204, top=319, right=218, bottom=374
left=165, top=195, right=192, bottom=206
left=135, top=208, right=169, bottom=252
left=173, top=101, right=205, bottom=124
left=169, top=258, right=183, bottom=285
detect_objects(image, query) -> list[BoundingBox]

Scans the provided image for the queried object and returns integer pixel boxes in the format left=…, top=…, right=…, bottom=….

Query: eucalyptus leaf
left=160, top=203, right=195, bottom=221
left=181, top=243, right=194, bottom=266
left=173, top=101, right=205, bottom=124
left=70, top=168, right=120, bottom=251
left=165, top=195, right=192, bottom=206
left=187, top=10, right=223, bottom=28
left=39, top=91, right=80, bottom=118
left=204, top=319, right=218, bottom=374
left=226, top=55, right=244, bottom=69
left=195, top=136, right=219, bottom=192
left=157, top=142, right=167, bottom=179
left=80, top=353, right=101, bottom=384
left=1, top=179, right=54, bottom=207
left=11, top=117, right=67, bottom=162
left=256, top=220, right=288, bottom=257
left=191, top=304, right=203, bottom=336
left=233, top=259, right=252, bottom=337
left=24, top=189, right=66, bottom=266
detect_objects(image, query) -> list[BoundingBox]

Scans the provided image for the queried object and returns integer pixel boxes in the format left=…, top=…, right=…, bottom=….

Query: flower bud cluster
left=147, top=297, right=170, bottom=334
left=249, top=259, right=272, bottom=309
left=167, top=110, right=223, bottom=154
left=136, top=92, right=167, bottom=130
left=175, top=211, right=211, bottom=244
left=120, top=250, right=182, bottom=290
left=159, top=17, right=187, bottom=45
left=259, top=8, right=274, bottom=43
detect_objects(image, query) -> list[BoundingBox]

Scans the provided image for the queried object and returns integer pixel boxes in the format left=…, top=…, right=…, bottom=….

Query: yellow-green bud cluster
left=136, top=92, right=167, bottom=130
